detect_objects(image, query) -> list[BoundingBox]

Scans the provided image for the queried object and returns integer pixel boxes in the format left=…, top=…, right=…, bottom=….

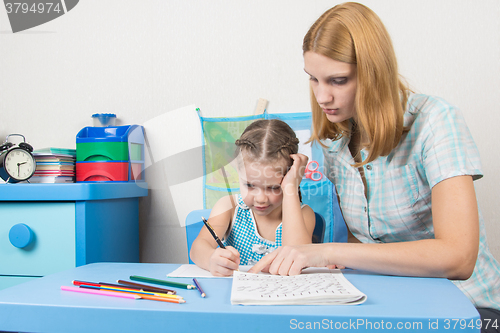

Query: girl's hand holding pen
left=200, top=215, right=240, bottom=276
left=209, top=246, right=240, bottom=277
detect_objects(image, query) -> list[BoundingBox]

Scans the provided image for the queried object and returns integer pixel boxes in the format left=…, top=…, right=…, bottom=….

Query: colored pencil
left=117, top=279, right=176, bottom=294
left=130, top=275, right=196, bottom=289
left=99, top=281, right=178, bottom=297
left=79, top=284, right=183, bottom=299
left=72, top=280, right=101, bottom=288
left=73, top=280, right=180, bottom=298
left=98, top=281, right=158, bottom=293
left=61, top=286, right=138, bottom=300
left=140, top=294, right=186, bottom=304
left=74, top=280, right=145, bottom=293
left=193, top=278, right=206, bottom=298
left=201, top=216, right=226, bottom=249
left=62, top=286, right=185, bottom=304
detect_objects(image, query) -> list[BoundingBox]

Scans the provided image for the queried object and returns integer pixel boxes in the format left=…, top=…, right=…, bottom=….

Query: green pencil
left=130, top=275, right=196, bottom=290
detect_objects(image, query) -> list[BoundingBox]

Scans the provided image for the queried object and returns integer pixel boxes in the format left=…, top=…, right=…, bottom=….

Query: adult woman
left=249, top=1, right=500, bottom=327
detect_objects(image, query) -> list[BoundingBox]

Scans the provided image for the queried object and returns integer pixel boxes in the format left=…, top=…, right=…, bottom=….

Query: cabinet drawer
left=0, top=202, right=76, bottom=276
left=0, top=276, right=37, bottom=290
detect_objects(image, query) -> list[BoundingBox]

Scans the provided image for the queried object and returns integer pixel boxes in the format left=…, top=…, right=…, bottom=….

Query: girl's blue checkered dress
left=223, top=194, right=282, bottom=265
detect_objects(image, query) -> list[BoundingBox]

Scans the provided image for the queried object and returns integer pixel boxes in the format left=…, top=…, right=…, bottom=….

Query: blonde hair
left=235, top=119, right=303, bottom=201
left=303, top=2, right=408, bottom=166
left=235, top=119, right=299, bottom=171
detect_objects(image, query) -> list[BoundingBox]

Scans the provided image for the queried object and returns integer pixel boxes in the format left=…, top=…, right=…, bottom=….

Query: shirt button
left=364, top=207, right=367, bottom=212
left=366, top=165, right=372, bottom=170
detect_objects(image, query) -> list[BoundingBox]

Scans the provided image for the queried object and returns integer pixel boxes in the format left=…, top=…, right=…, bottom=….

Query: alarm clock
left=0, top=134, right=36, bottom=183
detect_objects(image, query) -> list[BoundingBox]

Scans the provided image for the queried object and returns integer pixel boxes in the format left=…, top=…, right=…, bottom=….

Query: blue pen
left=201, top=216, right=226, bottom=249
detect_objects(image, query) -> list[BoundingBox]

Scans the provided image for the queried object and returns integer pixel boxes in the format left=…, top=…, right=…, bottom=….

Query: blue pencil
left=192, top=278, right=206, bottom=298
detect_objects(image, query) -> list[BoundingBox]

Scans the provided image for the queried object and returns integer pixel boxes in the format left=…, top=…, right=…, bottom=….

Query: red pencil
left=72, top=280, right=100, bottom=287
left=61, top=286, right=138, bottom=300
left=73, top=280, right=176, bottom=295
left=62, top=286, right=185, bottom=303
left=73, top=280, right=142, bottom=293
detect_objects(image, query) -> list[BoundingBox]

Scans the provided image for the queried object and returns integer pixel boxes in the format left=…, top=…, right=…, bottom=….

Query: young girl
left=190, top=119, right=316, bottom=276
left=249, top=2, right=500, bottom=326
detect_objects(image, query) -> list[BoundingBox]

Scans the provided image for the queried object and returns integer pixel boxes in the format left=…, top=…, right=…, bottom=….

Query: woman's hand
left=208, top=246, right=240, bottom=277
left=248, top=244, right=328, bottom=276
left=281, top=154, right=309, bottom=196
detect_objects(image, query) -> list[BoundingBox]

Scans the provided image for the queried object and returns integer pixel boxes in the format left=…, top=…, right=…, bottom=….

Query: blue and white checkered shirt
left=323, top=93, right=500, bottom=310
left=223, top=194, right=282, bottom=265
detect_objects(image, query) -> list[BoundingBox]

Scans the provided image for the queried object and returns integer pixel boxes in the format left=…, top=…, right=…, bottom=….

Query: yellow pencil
left=140, top=294, right=186, bottom=304
left=80, top=285, right=183, bottom=299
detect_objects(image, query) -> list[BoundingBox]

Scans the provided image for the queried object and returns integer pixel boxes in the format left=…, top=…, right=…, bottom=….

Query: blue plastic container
left=76, top=125, right=145, bottom=182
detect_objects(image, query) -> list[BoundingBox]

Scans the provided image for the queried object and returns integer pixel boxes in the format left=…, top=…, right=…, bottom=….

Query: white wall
left=1, top=0, right=499, bottom=263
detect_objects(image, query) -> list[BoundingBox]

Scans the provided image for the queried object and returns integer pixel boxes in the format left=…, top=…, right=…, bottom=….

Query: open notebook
left=231, top=269, right=366, bottom=305
left=167, top=265, right=366, bottom=305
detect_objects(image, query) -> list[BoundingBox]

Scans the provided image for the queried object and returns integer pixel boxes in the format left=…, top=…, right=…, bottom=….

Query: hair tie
left=277, top=137, right=299, bottom=152
left=235, top=139, right=256, bottom=150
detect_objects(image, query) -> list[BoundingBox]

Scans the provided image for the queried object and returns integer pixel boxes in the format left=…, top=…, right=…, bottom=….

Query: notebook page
left=231, top=270, right=367, bottom=305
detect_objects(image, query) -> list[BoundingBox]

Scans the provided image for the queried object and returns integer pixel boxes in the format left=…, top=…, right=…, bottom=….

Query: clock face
left=4, top=148, right=36, bottom=181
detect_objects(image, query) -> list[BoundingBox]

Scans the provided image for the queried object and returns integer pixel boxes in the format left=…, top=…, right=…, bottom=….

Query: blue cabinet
left=0, top=182, right=148, bottom=289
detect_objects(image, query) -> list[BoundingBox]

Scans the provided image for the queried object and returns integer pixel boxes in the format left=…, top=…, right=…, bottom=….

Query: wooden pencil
left=130, top=275, right=196, bottom=290
left=79, top=285, right=182, bottom=299
left=61, top=286, right=138, bottom=300
left=74, top=280, right=146, bottom=293
left=139, top=294, right=186, bottom=304
left=62, top=286, right=185, bottom=304
left=116, top=280, right=176, bottom=294
left=193, top=278, right=206, bottom=298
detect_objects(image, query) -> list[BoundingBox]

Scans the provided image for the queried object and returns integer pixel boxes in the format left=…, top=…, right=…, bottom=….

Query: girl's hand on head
left=208, top=246, right=240, bottom=277
left=281, top=153, right=309, bottom=195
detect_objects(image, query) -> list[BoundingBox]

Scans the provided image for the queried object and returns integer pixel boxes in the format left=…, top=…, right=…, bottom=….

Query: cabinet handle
left=9, top=223, right=34, bottom=248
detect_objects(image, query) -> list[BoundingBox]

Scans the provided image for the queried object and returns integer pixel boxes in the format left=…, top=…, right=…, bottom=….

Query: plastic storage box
left=76, top=125, right=144, bottom=182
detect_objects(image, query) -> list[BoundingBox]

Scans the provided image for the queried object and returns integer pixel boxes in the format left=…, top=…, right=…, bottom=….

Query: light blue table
left=0, top=263, right=480, bottom=333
